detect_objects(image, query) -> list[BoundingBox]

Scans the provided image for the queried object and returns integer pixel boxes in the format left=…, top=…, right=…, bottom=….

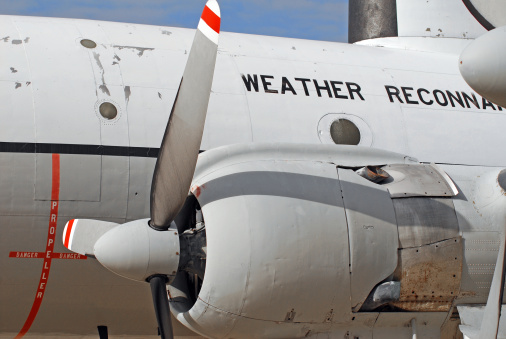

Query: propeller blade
left=62, top=219, right=118, bottom=256
left=149, top=275, right=174, bottom=339
left=150, top=0, right=221, bottom=229
left=478, top=232, right=506, bottom=339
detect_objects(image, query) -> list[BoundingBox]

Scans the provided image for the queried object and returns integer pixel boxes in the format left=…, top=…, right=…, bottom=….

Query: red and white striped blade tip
left=198, top=0, right=221, bottom=44
left=62, top=219, right=78, bottom=251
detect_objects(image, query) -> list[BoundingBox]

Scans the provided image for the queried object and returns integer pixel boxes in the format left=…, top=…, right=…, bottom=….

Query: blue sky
left=1, top=0, right=349, bottom=42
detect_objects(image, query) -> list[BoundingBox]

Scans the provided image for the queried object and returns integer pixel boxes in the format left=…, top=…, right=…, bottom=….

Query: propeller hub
left=94, top=219, right=180, bottom=282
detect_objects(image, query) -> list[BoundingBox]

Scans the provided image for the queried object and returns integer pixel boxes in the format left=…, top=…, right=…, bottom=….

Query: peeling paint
left=11, top=40, right=22, bottom=45
left=426, top=28, right=431, bottom=32
left=10, top=67, right=17, bottom=73
left=162, top=30, right=172, bottom=36
left=113, top=45, right=154, bottom=57
left=113, top=54, right=121, bottom=61
left=1, top=36, right=9, bottom=42
left=99, top=84, right=110, bottom=96
left=24, top=37, right=30, bottom=43
left=26, top=81, right=31, bottom=86
left=158, top=92, right=162, bottom=99
left=112, top=61, right=119, bottom=65
left=93, top=52, right=104, bottom=73
left=15, top=82, right=21, bottom=89
left=124, top=86, right=131, bottom=103
left=93, top=52, right=110, bottom=96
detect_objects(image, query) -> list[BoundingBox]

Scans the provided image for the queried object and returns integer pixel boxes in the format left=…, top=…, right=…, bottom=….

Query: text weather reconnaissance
left=241, top=73, right=503, bottom=111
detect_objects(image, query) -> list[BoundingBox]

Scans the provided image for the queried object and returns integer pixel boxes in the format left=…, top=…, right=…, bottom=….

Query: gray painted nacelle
left=166, top=143, right=469, bottom=338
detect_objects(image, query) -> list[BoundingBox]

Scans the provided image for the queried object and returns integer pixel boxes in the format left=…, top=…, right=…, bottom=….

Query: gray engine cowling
left=167, top=143, right=466, bottom=338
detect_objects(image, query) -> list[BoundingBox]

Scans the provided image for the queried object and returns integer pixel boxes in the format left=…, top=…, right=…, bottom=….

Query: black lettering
left=446, top=91, right=465, bottom=108
left=417, top=88, right=433, bottom=105
left=281, top=77, right=297, bottom=95
left=433, top=90, right=448, bottom=106
left=330, top=81, right=348, bottom=99
left=313, top=80, right=332, bottom=98
left=385, top=85, right=403, bottom=103
left=241, top=74, right=259, bottom=92
left=499, top=106, right=503, bottom=111
left=462, top=92, right=480, bottom=109
left=260, top=75, right=278, bottom=93
left=346, top=82, right=365, bottom=100
left=294, top=78, right=311, bottom=96
left=401, top=87, right=419, bottom=104
left=482, top=97, right=497, bottom=110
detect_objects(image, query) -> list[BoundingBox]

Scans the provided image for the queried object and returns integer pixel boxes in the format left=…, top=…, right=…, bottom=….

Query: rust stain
left=392, top=238, right=462, bottom=312
left=191, top=185, right=202, bottom=198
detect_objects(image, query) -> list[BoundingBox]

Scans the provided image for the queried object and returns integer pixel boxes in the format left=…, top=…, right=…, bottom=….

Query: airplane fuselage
left=1, top=15, right=505, bottom=337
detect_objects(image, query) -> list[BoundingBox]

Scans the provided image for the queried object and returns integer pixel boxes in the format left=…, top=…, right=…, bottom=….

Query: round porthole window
left=99, top=102, right=118, bottom=120
left=330, top=119, right=361, bottom=145
left=80, top=39, right=97, bottom=49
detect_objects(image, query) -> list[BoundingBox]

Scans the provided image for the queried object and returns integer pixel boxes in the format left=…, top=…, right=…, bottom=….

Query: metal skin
left=348, top=0, right=398, bottom=44
left=3, top=1, right=506, bottom=338
left=459, top=26, right=506, bottom=108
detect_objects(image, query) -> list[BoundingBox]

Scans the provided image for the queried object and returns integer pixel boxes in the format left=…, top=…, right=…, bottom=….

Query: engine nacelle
left=459, top=26, right=506, bottom=107
left=167, top=143, right=469, bottom=338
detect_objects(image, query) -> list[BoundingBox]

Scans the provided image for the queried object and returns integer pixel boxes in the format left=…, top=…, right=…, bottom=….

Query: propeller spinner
left=62, top=2, right=220, bottom=338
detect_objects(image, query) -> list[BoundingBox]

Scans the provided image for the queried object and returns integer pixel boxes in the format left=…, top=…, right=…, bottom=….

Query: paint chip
left=99, top=85, right=110, bottom=96
left=113, top=45, right=154, bottom=57
left=12, top=40, right=22, bottom=45
left=124, top=86, right=131, bottom=102
left=10, top=67, right=17, bottom=73
left=15, top=82, right=21, bottom=89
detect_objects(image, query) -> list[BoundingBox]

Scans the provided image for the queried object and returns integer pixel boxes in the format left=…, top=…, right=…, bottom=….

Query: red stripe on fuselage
left=201, top=5, right=220, bottom=33
left=15, top=154, right=60, bottom=339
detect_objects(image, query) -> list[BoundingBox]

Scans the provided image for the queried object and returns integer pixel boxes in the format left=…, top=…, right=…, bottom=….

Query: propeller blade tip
left=62, top=219, right=78, bottom=250
left=198, top=0, right=221, bottom=44
left=206, top=0, right=221, bottom=18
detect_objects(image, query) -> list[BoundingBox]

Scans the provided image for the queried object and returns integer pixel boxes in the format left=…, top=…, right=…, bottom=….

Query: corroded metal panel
left=392, top=237, right=463, bottom=312
left=382, top=164, right=458, bottom=198
left=394, top=197, right=459, bottom=248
